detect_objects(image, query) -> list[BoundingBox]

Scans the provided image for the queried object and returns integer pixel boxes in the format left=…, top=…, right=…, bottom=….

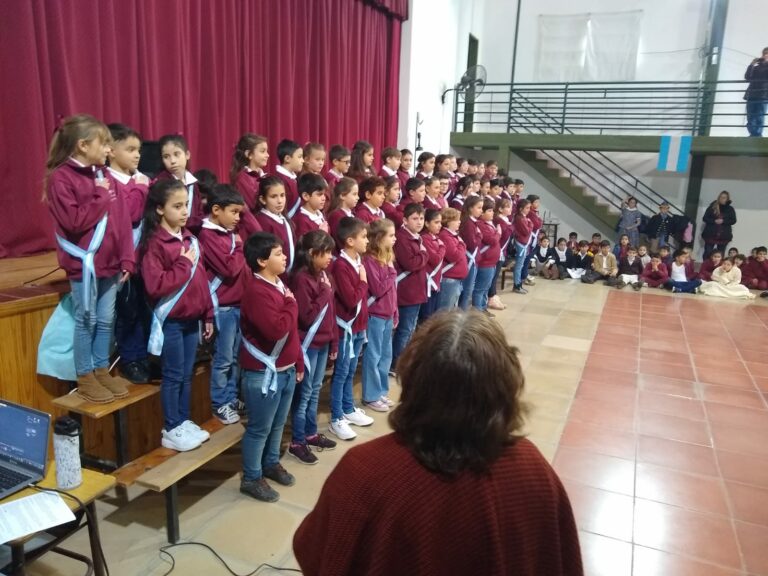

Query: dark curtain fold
left=0, top=0, right=403, bottom=257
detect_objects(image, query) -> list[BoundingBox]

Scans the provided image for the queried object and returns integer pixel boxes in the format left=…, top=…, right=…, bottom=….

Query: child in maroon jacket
left=641, top=253, right=670, bottom=288
left=378, top=147, right=401, bottom=180
left=397, top=148, right=413, bottom=190
left=107, top=123, right=152, bottom=385
left=354, top=176, right=387, bottom=224
left=438, top=207, right=469, bottom=310
left=255, top=176, right=297, bottom=277
left=325, top=145, right=351, bottom=193
left=292, top=173, right=329, bottom=239
left=274, top=139, right=304, bottom=219
left=419, top=209, right=447, bottom=322
left=398, top=177, right=427, bottom=216
left=392, top=203, right=429, bottom=367
left=231, top=133, right=268, bottom=212
left=46, top=115, right=134, bottom=404
left=198, top=185, right=247, bottom=425
left=488, top=198, right=514, bottom=310
left=288, top=230, right=339, bottom=465
left=239, top=232, right=304, bottom=503
left=154, top=134, right=204, bottom=234
left=742, top=246, right=768, bottom=290
left=328, top=217, right=373, bottom=441
left=141, top=180, right=214, bottom=452
left=422, top=176, right=443, bottom=211
left=459, top=196, right=484, bottom=308
left=473, top=198, right=502, bottom=312
left=363, top=219, right=399, bottom=413
left=381, top=176, right=401, bottom=223
left=698, top=251, right=723, bottom=282
left=617, top=246, right=645, bottom=290
left=327, top=177, right=360, bottom=249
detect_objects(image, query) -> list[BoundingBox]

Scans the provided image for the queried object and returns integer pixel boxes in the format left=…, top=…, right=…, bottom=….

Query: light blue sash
left=426, top=259, right=444, bottom=297
left=187, top=183, right=195, bottom=215
left=132, top=222, right=143, bottom=249
left=208, top=233, right=237, bottom=328
left=465, top=247, right=479, bottom=269
left=56, top=202, right=108, bottom=314
left=336, top=300, right=362, bottom=358
left=288, top=197, right=302, bottom=219
left=147, top=237, right=200, bottom=355
left=301, top=303, right=329, bottom=373
left=242, top=333, right=289, bottom=395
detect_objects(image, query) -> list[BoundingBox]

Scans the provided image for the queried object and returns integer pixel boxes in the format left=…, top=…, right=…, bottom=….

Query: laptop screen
left=0, top=401, right=50, bottom=475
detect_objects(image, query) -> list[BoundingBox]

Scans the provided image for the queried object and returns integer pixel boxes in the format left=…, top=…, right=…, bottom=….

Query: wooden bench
left=113, top=418, right=244, bottom=543
left=53, top=383, right=160, bottom=470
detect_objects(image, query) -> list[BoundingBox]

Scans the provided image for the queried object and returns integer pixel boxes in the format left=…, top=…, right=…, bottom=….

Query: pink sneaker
left=364, top=399, right=389, bottom=413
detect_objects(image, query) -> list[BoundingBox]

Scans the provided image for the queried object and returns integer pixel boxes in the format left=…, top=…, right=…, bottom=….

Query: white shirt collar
left=107, top=166, right=131, bottom=184
left=381, top=165, right=396, bottom=176
left=300, top=207, right=326, bottom=224
left=172, top=170, right=197, bottom=185
left=341, top=207, right=353, bottom=216
left=363, top=202, right=383, bottom=216
left=276, top=165, right=296, bottom=180
left=261, top=209, right=286, bottom=225
left=254, top=273, right=285, bottom=294
left=69, top=156, right=87, bottom=168
left=245, top=166, right=265, bottom=177
left=401, top=225, right=421, bottom=241
left=498, top=215, right=511, bottom=224
left=329, top=169, right=344, bottom=179
left=202, top=218, right=230, bottom=233
left=340, top=250, right=361, bottom=271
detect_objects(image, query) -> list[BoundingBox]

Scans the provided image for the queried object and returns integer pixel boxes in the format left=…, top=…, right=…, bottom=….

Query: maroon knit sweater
left=294, top=434, right=583, bottom=576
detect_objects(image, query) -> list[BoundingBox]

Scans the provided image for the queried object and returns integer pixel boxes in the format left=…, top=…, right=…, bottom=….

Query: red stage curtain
left=0, top=0, right=403, bottom=258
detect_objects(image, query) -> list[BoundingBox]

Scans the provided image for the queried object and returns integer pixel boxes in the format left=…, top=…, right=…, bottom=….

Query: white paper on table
left=0, top=491, right=76, bottom=544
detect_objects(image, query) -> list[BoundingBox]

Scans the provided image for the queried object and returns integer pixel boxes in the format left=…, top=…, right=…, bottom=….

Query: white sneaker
left=161, top=425, right=202, bottom=452
left=181, top=420, right=210, bottom=443
left=364, top=399, right=389, bottom=413
left=487, top=295, right=505, bottom=310
left=328, top=418, right=357, bottom=440
left=381, top=395, right=395, bottom=407
left=344, top=407, right=374, bottom=426
left=215, top=404, right=241, bottom=425
left=524, top=277, right=536, bottom=286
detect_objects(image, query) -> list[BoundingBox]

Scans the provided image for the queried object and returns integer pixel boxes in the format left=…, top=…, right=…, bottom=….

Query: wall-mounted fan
left=441, top=65, right=488, bottom=103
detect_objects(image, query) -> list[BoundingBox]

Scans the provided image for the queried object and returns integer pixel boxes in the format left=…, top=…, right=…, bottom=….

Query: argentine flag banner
left=657, top=135, right=692, bottom=172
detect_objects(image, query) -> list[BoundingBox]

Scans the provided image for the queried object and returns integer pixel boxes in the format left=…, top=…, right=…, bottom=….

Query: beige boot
left=76, top=373, right=114, bottom=404
left=94, top=367, right=130, bottom=398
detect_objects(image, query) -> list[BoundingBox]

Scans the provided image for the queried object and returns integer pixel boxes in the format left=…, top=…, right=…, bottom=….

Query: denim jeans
left=472, top=266, right=496, bottom=310
left=746, top=100, right=767, bottom=136
left=362, top=315, right=393, bottom=403
left=418, top=291, right=440, bottom=322
left=115, top=274, right=149, bottom=364
left=665, top=279, right=702, bottom=294
left=392, top=304, right=421, bottom=366
left=438, top=278, right=463, bottom=310
left=210, top=306, right=241, bottom=410
left=291, top=345, right=329, bottom=443
left=241, top=367, right=296, bottom=481
left=160, top=319, right=199, bottom=431
left=70, top=274, right=119, bottom=376
left=487, top=260, right=503, bottom=298
left=513, top=241, right=528, bottom=287
left=458, top=262, right=476, bottom=310
left=330, top=330, right=365, bottom=421
left=521, top=247, right=534, bottom=282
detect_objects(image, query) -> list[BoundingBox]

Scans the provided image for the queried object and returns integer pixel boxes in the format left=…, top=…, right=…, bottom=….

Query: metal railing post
left=560, top=84, right=569, bottom=134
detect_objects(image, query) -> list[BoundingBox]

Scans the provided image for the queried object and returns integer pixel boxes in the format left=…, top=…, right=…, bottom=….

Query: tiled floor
left=14, top=282, right=768, bottom=576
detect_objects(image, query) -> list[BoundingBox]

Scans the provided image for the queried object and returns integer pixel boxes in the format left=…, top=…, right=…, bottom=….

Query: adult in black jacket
left=702, top=191, right=737, bottom=259
left=744, top=48, right=768, bottom=136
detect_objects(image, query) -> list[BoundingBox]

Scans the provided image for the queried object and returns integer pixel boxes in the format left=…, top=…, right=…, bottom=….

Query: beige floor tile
left=526, top=360, right=585, bottom=381
left=525, top=389, right=575, bottom=421
left=523, top=414, right=566, bottom=443
left=541, top=334, right=594, bottom=352
left=532, top=346, right=589, bottom=366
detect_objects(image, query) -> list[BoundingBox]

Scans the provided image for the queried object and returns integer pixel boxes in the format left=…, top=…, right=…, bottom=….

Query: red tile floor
left=554, top=291, right=768, bottom=576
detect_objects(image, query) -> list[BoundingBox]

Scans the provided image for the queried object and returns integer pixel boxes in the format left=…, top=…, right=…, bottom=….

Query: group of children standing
left=44, top=115, right=550, bottom=503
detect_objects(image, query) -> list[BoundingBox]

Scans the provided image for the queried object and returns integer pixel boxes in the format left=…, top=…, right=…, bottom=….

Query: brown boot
left=76, top=373, right=114, bottom=404
left=94, top=367, right=130, bottom=399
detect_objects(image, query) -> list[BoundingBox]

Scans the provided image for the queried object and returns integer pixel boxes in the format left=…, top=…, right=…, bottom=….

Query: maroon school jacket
left=476, top=219, right=501, bottom=268
left=48, top=159, right=135, bottom=279
left=141, top=227, right=213, bottom=322
left=198, top=220, right=246, bottom=307
left=331, top=254, right=369, bottom=334
left=153, top=170, right=204, bottom=234
left=513, top=213, right=534, bottom=245
left=363, top=255, right=398, bottom=321
left=354, top=203, right=384, bottom=224
left=396, top=168, right=410, bottom=190
left=742, top=258, right=768, bottom=285
left=421, top=231, right=447, bottom=287
left=108, top=167, right=148, bottom=225
left=237, top=208, right=263, bottom=243
left=327, top=208, right=354, bottom=249
left=394, top=226, right=429, bottom=306
left=255, top=210, right=296, bottom=273
left=292, top=208, right=327, bottom=239
left=290, top=269, right=338, bottom=355
left=382, top=201, right=400, bottom=224
left=233, top=168, right=262, bottom=212
left=275, top=167, right=300, bottom=217
left=438, top=228, right=469, bottom=280
left=698, top=259, right=718, bottom=282
left=495, top=215, right=514, bottom=256
left=459, top=217, right=483, bottom=258
left=239, top=273, right=303, bottom=373
left=423, top=195, right=442, bottom=211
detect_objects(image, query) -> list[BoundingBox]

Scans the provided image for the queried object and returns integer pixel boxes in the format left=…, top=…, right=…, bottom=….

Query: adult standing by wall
left=744, top=48, right=768, bottom=137
left=702, top=191, right=737, bottom=259
left=293, top=311, right=583, bottom=576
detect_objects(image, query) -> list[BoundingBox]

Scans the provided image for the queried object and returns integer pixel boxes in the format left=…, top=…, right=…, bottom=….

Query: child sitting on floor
left=700, top=258, right=756, bottom=300
left=698, top=250, right=722, bottom=282
left=583, top=240, right=618, bottom=285
left=617, top=246, right=644, bottom=290
left=567, top=241, right=592, bottom=279
left=532, top=236, right=558, bottom=279
left=637, top=245, right=650, bottom=268
left=641, top=253, right=669, bottom=288
left=665, top=249, right=702, bottom=294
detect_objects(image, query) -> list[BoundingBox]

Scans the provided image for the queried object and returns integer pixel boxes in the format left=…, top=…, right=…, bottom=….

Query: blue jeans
left=362, top=315, right=393, bottom=403
left=472, top=266, right=496, bottom=310
left=458, top=262, right=476, bottom=310
left=241, top=366, right=296, bottom=481
left=115, top=274, right=149, bottom=364
left=487, top=261, right=503, bottom=297
left=210, top=306, right=241, bottom=410
left=160, top=319, right=199, bottom=431
left=392, top=304, right=421, bottom=366
left=291, top=345, right=329, bottom=443
left=513, top=241, right=528, bottom=287
left=746, top=100, right=767, bottom=136
left=438, top=278, right=463, bottom=310
left=70, top=274, right=119, bottom=376
left=330, top=330, right=365, bottom=421
left=665, top=279, right=702, bottom=294
left=418, top=291, right=440, bottom=322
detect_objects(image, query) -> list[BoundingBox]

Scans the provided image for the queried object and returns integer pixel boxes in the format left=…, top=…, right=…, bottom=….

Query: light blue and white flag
left=657, top=135, right=692, bottom=172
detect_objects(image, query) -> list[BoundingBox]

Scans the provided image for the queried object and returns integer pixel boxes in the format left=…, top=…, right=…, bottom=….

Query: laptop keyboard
left=0, top=466, right=31, bottom=490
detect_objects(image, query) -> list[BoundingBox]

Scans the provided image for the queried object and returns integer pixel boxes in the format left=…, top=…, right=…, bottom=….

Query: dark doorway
left=463, top=34, right=479, bottom=132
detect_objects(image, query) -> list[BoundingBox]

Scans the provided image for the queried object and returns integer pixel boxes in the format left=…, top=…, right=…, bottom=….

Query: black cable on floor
left=158, top=541, right=302, bottom=576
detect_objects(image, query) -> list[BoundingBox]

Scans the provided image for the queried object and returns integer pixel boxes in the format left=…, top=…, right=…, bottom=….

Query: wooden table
left=2, top=463, right=115, bottom=576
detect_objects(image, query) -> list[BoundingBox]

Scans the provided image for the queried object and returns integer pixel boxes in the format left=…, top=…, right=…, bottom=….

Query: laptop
left=0, top=400, right=51, bottom=499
